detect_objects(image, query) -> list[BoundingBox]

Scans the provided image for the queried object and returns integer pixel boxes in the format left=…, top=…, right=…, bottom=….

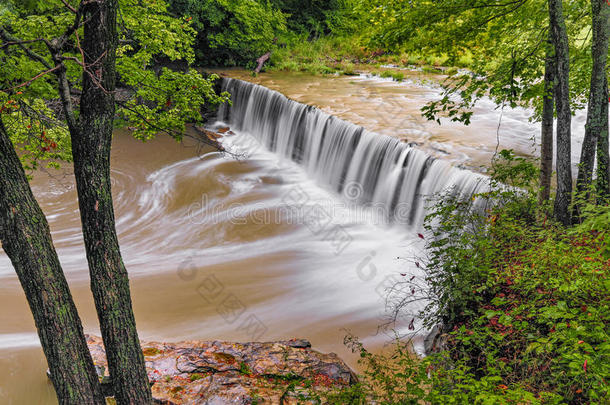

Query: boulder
left=86, top=335, right=357, bottom=404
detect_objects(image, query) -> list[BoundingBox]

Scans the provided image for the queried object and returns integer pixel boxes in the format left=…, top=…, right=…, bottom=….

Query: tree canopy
left=0, top=0, right=229, bottom=174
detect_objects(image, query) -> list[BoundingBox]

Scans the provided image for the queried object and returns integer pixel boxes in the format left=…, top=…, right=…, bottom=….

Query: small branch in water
left=254, top=52, right=271, bottom=74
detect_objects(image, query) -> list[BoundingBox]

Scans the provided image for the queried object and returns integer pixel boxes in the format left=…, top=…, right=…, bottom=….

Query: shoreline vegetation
left=266, top=36, right=472, bottom=78
left=327, top=153, right=610, bottom=404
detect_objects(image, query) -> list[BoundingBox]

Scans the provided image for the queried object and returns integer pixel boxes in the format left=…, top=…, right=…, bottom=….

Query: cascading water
left=218, top=78, right=489, bottom=228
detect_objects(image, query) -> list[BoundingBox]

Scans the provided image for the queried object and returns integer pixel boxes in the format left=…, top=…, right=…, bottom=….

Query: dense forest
left=0, top=0, right=609, bottom=404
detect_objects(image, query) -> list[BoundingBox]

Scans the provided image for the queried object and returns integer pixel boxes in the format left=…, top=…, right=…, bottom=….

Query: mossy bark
left=72, top=0, right=152, bottom=403
left=539, top=34, right=555, bottom=204
left=574, top=0, right=610, bottom=218
left=597, top=77, right=609, bottom=201
left=548, top=0, right=572, bottom=225
left=0, top=118, right=105, bottom=405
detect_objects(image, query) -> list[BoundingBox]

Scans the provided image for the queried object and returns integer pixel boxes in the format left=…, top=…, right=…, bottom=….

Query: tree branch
left=0, top=38, right=45, bottom=49
left=115, top=99, right=229, bottom=154
left=60, top=0, right=78, bottom=14
left=1, top=65, right=62, bottom=93
left=0, top=27, right=52, bottom=69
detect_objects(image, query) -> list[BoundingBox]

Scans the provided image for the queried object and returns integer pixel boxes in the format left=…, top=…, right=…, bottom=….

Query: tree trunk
left=574, top=0, right=610, bottom=219
left=597, top=76, right=609, bottom=201
left=0, top=118, right=105, bottom=405
left=72, top=0, right=153, bottom=403
left=549, top=0, right=572, bottom=225
left=539, top=34, right=555, bottom=204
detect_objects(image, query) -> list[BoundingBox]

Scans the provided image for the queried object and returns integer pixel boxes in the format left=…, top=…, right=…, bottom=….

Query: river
left=0, top=69, right=587, bottom=403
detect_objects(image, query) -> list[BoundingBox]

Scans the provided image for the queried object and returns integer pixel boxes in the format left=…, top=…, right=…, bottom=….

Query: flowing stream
left=0, top=70, right=587, bottom=403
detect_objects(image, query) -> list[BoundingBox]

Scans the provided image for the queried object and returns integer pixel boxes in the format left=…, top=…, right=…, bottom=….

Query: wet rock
left=86, top=335, right=357, bottom=404
left=424, top=325, right=449, bottom=354
left=192, top=126, right=226, bottom=152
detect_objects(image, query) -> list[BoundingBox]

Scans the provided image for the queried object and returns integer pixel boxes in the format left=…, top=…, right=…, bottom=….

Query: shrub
left=169, top=0, right=286, bottom=67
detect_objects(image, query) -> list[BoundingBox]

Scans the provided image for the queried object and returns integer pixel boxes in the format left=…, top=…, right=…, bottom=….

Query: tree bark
left=574, top=0, right=610, bottom=219
left=548, top=0, right=572, bottom=225
left=0, top=118, right=105, bottom=405
left=597, top=76, right=610, bottom=201
left=539, top=34, right=555, bottom=204
left=72, top=0, right=153, bottom=403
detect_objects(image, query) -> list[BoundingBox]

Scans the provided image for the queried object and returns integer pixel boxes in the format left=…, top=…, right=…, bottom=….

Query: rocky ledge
left=86, top=335, right=357, bottom=404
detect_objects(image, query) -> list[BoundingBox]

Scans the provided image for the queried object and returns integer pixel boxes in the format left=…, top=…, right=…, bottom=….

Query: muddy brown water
left=0, top=70, right=587, bottom=403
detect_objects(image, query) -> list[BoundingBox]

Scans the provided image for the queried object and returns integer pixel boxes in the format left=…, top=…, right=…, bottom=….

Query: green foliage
left=1, top=0, right=228, bottom=173
left=329, top=335, right=552, bottom=404
left=166, top=0, right=362, bottom=67
left=169, top=0, right=287, bottom=66
left=268, top=0, right=358, bottom=37
left=0, top=1, right=79, bottom=172
left=359, top=0, right=591, bottom=124
left=270, top=34, right=367, bottom=74
left=0, top=95, right=71, bottom=174
left=330, top=153, right=609, bottom=403
left=115, top=0, right=229, bottom=140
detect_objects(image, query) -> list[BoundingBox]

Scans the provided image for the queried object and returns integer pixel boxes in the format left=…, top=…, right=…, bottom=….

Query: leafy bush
left=169, top=0, right=286, bottom=67
left=268, top=0, right=355, bottom=38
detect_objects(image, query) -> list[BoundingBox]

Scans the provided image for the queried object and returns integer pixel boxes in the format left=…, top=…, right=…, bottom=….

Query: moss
left=421, top=66, right=443, bottom=74
left=239, top=361, right=252, bottom=375
left=142, top=347, right=161, bottom=356
left=391, top=72, right=404, bottom=81
left=445, top=67, right=459, bottom=75
left=213, top=352, right=237, bottom=364
left=189, top=373, right=204, bottom=382
left=261, top=372, right=304, bottom=384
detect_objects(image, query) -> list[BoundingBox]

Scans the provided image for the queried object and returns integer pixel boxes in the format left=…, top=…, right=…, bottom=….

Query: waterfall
left=217, top=78, right=488, bottom=228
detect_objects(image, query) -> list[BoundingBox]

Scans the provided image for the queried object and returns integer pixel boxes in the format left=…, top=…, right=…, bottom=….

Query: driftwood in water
left=254, top=51, right=271, bottom=73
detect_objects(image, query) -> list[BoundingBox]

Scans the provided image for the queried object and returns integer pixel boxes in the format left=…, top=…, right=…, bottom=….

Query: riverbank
left=326, top=164, right=610, bottom=404
left=268, top=35, right=473, bottom=77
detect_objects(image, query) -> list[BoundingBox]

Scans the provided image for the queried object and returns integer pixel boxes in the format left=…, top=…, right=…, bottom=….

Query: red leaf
left=417, top=233, right=425, bottom=239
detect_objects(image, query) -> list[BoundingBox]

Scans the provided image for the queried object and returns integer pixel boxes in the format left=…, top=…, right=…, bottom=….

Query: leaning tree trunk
left=597, top=76, right=609, bottom=201
left=72, top=0, right=153, bottom=403
left=549, top=0, right=572, bottom=225
left=539, top=34, right=555, bottom=204
left=574, top=0, right=610, bottom=219
left=0, top=118, right=105, bottom=405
